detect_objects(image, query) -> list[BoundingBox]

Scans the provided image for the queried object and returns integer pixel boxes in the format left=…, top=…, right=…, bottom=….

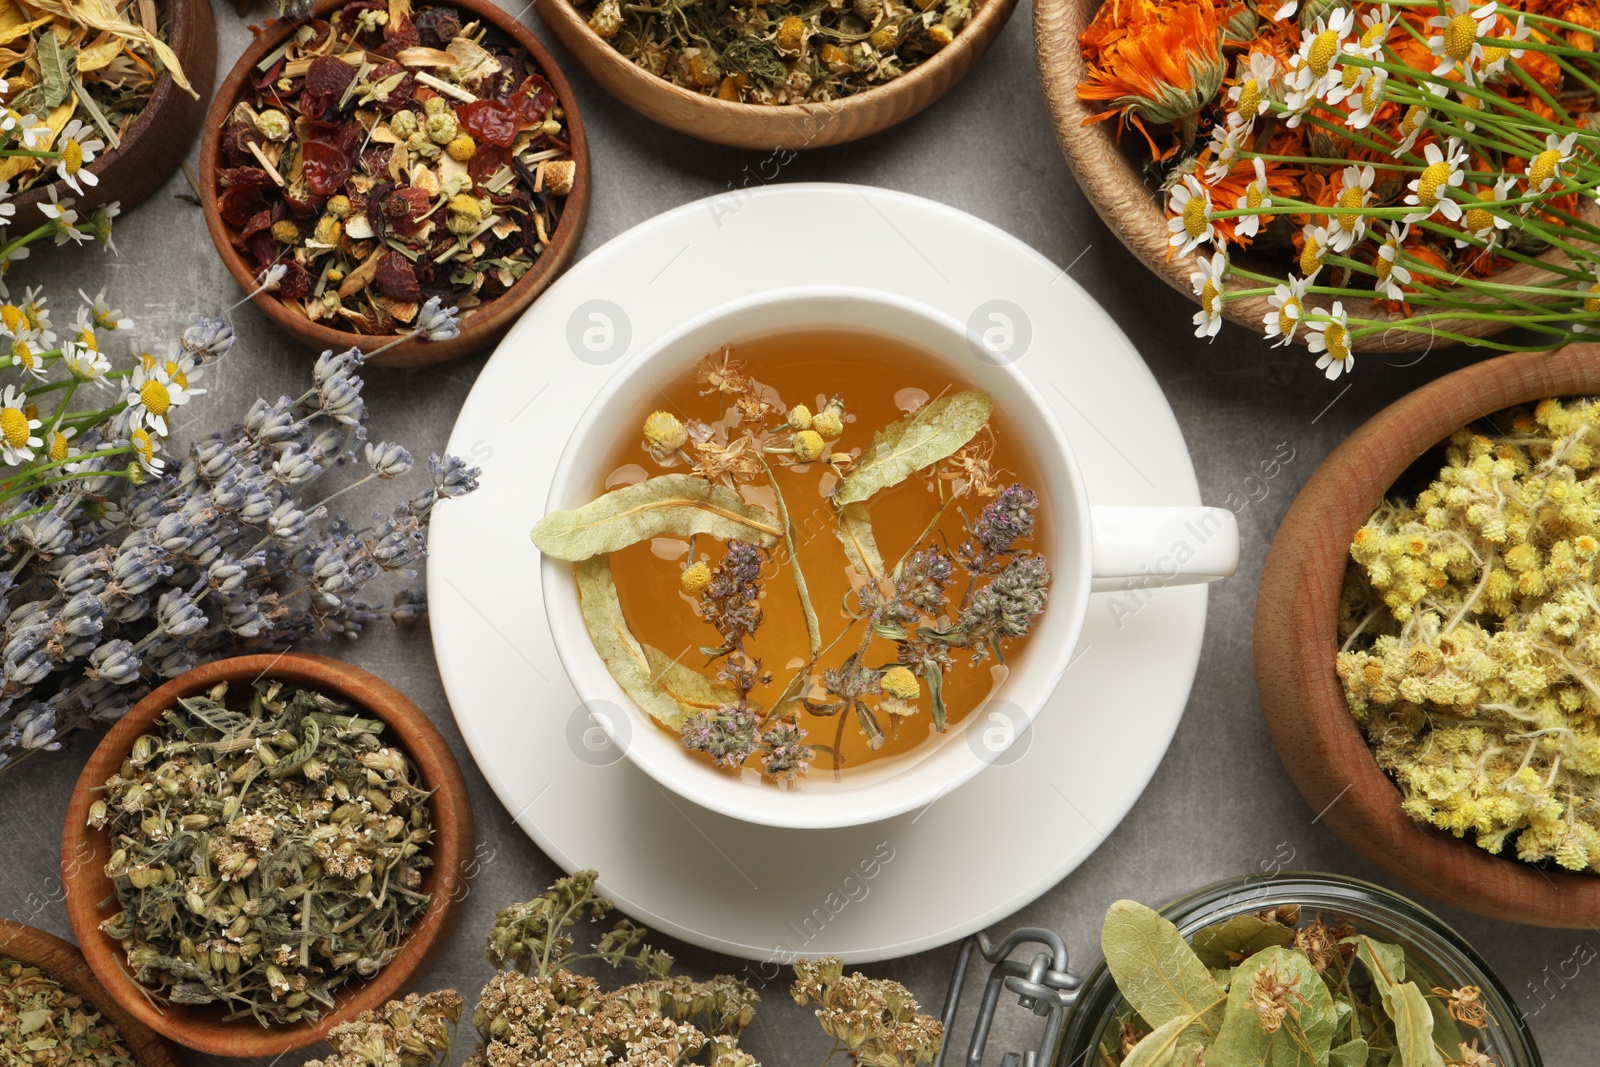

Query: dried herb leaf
left=833, top=391, right=993, bottom=506
left=1346, top=937, right=1444, bottom=1067
left=642, top=645, right=738, bottom=716
left=1208, top=948, right=1337, bottom=1067
left=1330, top=1039, right=1370, bottom=1067
left=1101, top=901, right=1226, bottom=1045
left=574, top=556, right=691, bottom=729
left=760, top=455, right=820, bottom=658
left=533, top=474, right=782, bottom=561
left=1190, top=915, right=1297, bottom=969
left=836, top=501, right=887, bottom=585
left=1121, top=1014, right=1198, bottom=1067
left=34, top=30, right=73, bottom=111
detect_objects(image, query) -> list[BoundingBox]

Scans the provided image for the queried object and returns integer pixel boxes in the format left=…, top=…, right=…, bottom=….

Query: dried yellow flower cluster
left=1337, top=399, right=1600, bottom=872
left=791, top=957, right=943, bottom=1066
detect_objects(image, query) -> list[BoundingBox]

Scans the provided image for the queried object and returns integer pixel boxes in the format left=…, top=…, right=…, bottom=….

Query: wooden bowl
left=61, top=653, right=474, bottom=1057
left=0, top=920, right=184, bottom=1067
left=11, top=0, right=215, bottom=219
left=1256, top=344, right=1600, bottom=926
left=1033, top=0, right=1583, bottom=353
left=199, top=0, right=590, bottom=368
left=533, top=0, right=1016, bottom=150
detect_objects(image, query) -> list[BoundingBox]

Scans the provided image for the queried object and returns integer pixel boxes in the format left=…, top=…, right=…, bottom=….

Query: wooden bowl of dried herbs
left=199, top=0, right=589, bottom=368
left=0, top=920, right=183, bottom=1067
left=3, top=0, right=215, bottom=219
left=533, top=0, right=1016, bottom=149
left=60, top=653, right=474, bottom=1057
left=1256, top=344, right=1600, bottom=928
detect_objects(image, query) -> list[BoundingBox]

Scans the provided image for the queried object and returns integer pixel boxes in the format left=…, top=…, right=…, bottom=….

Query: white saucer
left=428, top=184, right=1209, bottom=963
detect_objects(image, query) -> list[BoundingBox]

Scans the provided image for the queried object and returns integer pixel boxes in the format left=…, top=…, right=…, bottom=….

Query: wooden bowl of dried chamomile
left=1256, top=344, right=1600, bottom=927
left=533, top=0, right=1016, bottom=149
left=61, top=653, right=474, bottom=1057
left=200, top=0, right=589, bottom=368
left=0, top=920, right=184, bottom=1067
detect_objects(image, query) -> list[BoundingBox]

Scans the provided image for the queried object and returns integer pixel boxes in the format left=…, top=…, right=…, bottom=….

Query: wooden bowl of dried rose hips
left=200, top=0, right=589, bottom=368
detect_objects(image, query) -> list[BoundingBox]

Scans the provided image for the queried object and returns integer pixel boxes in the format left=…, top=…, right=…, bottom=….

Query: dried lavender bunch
left=0, top=328, right=477, bottom=772
left=791, top=957, right=944, bottom=1067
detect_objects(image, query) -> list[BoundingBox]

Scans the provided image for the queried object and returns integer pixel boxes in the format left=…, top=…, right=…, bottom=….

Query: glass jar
left=1056, top=872, right=1541, bottom=1067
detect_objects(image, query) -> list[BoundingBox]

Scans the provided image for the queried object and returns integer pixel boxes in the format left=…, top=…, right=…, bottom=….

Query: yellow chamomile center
left=1324, top=321, right=1351, bottom=361
left=1342, top=63, right=1362, bottom=90
left=12, top=341, right=32, bottom=370
left=1183, top=194, right=1208, bottom=237
left=1362, top=78, right=1382, bottom=111
left=1418, top=161, right=1452, bottom=204
left=1201, top=279, right=1221, bottom=315
left=164, top=361, right=188, bottom=389
left=1531, top=148, right=1561, bottom=186
left=1402, top=105, right=1426, bottom=137
left=78, top=328, right=97, bottom=351
left=48, top=431, right=68, bottom=462
left=1300, top=235, right=1323, bottom=276
left=0, top=407, right=27, bottom=448
left=130, top=428, right=153, bottom=463
left=1336, top=186, right=1365, bottom=229
left=1586, top=283, right=1600, bottom=315
left=1465, top=206, right=1494, bottom=233
left=1282, top=294, right=1303, bottom=323
left=1482, top=43, right=1508, bottom=65
left=1445, top=13, right=1478, bottom=61
left=0, top=305, right=21, bottom=333
left=1237, top=78, right=1261, bottom=116
left=140, top=378, right=172, bottom=416
left=1375, top=250, right=1394, bottom=281
left=62, top=139, right=82, bottom=176
left=1309, top=30, right=1339, bottom=77
left=1247, top=183, right=1265, bottom=210
left=1360, top=22, right=1386, bottom=49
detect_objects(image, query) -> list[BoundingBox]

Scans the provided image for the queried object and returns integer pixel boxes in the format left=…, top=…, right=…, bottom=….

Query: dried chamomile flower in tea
left=531, top=331, right=1054, bottom=781
left=90, top=678, right=435, bottom=1026
left=1338, top=399, right=1600, bottom=874
left=0, top=957, right=138, bottom=1066
left=1096, top=901, right=1502, bottom=1067
left=569, top=0, right=974, bottom=104
left=216, top=1, right=574, bottom=334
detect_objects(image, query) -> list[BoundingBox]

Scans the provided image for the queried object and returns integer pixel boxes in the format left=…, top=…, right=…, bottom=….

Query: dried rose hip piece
left=218, top=166, right=273, bottom=189
left=278, top=262, right=314, bottom=299
left=305, top=54, right=357, bottom=102
left=367, top=61, right=416, bottom=113
left=301, top=140, right=352, bottom=196
left=457, top=100, right=519, bottom=147
left=219, top=185, right=270, bottom=226
left=413, top=4, right=461, bottom=46
left=381, top=186, right=433, bottom=235
left=375, top=16, right=420, bottom=57
left=467, top=143, right=511, bottom=186
left=374, top=251, right=422, bottom=301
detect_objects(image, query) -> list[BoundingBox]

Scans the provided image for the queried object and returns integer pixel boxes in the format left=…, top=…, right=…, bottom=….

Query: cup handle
left=1088, top=506, right=1240, bottom=594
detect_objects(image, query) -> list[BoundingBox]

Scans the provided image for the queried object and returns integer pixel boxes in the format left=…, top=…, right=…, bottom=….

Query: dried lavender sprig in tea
left=0, top=957, right=138, bottom=1067
left=90, top=678, right=435, bottom=1027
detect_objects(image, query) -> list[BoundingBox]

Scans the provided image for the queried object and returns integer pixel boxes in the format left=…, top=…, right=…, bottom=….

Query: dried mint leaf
left=1101, top=900, right=1225, bottom=1046
left=574, top=556, right=694, bottom=729
left=1207, top=947, right=1337, bottom=1067
left=833, top=391, right=993, bottom=506
left=1190, top=914, right=1297, bottom=969
left=533, top=474, right=782, bottom=561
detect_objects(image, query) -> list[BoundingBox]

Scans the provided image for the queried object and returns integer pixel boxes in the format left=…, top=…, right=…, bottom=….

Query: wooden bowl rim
left=11, top=0, right=213, bottom=212
left=1031, top=0, right=1577, bottom=354
left=61, top=652, right=474, bottom=1056
left=1255, top=343, right=1600, bottom=926
left=0, top=919, right=185, bottom=1067
left=198, top=0, right=590, bottom=365
left=532, top=0, right=1018, bottom=149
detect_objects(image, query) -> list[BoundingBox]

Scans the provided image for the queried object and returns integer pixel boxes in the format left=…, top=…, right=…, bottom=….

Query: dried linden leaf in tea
left=0, top=957, right=138, bottom=1067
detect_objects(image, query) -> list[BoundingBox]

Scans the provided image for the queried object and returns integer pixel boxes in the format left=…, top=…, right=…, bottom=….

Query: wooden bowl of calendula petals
left=1257, top=344, right=1600, bottom=927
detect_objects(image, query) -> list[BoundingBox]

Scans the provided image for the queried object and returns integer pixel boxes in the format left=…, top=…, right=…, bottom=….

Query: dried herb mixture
left=0, top=956, right=138, bottom=1066
left=1338, top=399, right=1600, bottom=874
left=217, top=0, right=574, bottom=335
left=571, top=0, right=974, bottom=104
left=91, top=678, right=435, bottom=1026
left=1098, top=901, right=1499, bottom=1067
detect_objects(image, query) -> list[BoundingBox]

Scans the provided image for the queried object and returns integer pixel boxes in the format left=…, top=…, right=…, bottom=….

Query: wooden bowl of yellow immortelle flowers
left=534, top=0, right=1016, bottom=148
left=1037, top=0, right=1600, bottom=363
left=1257, top=344, right=1600, bottom=927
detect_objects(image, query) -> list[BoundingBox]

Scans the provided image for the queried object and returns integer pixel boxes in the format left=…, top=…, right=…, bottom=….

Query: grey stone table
left=0, top=1, right=1592, bottom=1063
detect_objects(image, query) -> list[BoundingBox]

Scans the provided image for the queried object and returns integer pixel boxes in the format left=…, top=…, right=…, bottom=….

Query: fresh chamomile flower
left=1287, top=9, right=1355, bottom=106
left=1354, top=4, right=1393, bottom=59
left=1405, top=138, right=1468, bottom=223
left=1299, top=223, right=1332, bottom=280
left=1573, top=267, right=1600, bottom=333
left=78, top=288, right=132, bottom=332
left=0, top=384, right=41, bottom=465
left=1307, top=301, right=1355, bottom=379
left=1265, top=274, right=1311, bottom=345
left=1373, top=225, right=1415, bottom=301
left=1190, top=251, right=1227, bottom=340
left=1528, top=132, right=1578, bottom=193
left=7, top=332, right=44, bottom=380
left=1347, top=67, right=1389, bottom=129
left=1227, top=51, right=1278, bottom=125
left=20, top=286, right=55, bottom=347
left=38, top=188, right=86, bottom=245
left=1, top=110, right=50, bottom=149
left=125, top=425, right=164, bottom=477
left=44, top=425, right=77, bottom=465
left=1428, top=0, right=1498, bottom=78
left=158, top=349, right=204, bottom=393
left=1324, top=55, right=1368, bottom=107
left=1480, top=14, right=1531, bottom=79
left=1329, top=165, right=1376, bottom=251
left=1205, top=123, right=1245, bottom=181
left=1456, top=175, right=1517, bottom=248
left=61, top=338, right=111, bottom=384
left=1392, top=102, right=1430, bottom=155
left=125, top=358, right=196, bottom=436
left=53, top=120, right=103, bottom=195
left=1167, top=174, right=1215, bottom=256
left=1233, top=157, right=1274, bottom=238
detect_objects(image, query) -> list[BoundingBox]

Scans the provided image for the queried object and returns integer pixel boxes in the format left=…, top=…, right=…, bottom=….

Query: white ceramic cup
left=540, top=287, right=1238, bottom=830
